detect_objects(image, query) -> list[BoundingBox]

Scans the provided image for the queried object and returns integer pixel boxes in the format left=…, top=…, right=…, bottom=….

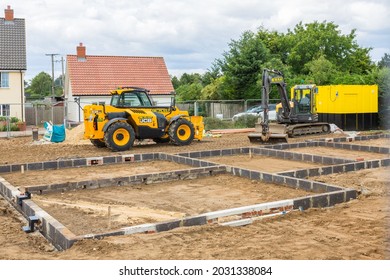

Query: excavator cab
left=291, top=85, right=319, bottom=122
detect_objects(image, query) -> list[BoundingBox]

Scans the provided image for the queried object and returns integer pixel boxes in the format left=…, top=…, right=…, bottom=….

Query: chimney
left=77, top=42, right=86, bottom=61
left=4, top=5, right=14, bottom=21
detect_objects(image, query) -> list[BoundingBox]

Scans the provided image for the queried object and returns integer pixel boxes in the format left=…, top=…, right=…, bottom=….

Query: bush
left=10, top=117, right=19, bottom=123
left=204, top=117, right=234, bottom=130
left=233, top=115, right=260, bottom=128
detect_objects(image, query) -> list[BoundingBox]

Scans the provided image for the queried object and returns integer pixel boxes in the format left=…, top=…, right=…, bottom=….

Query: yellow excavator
left=248, top=69, right=330, bottom=144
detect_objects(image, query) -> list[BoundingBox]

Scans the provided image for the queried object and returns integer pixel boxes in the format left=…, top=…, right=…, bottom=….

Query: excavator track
left=286, top=122, right=331, bottom=137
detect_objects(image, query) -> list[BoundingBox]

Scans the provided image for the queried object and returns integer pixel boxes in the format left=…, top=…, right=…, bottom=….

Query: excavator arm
left=261, top=69, right=292, bottom=137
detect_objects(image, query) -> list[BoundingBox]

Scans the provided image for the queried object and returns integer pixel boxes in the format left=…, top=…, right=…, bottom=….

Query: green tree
left=175, top=82, right=203, bottom=101
left=171, top=75, right=181, bottom=89
left=25, top=71, right=52, bottom=98
left=200, top=76, right=226, bottom=100
left=378, top=53, right=390, bottom=68
left=218, top=30, right=270, bottom=99
left=287, top=21, right=373, bottom=75
left=305, top=55, right=338, bottom=85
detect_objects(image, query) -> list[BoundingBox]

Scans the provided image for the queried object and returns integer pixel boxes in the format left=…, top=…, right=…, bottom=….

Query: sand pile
left=64, top=124, right=91, bottom=145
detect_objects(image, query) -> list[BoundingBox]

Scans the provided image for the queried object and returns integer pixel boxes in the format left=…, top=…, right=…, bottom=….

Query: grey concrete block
left=210, top=150, right=221, bottom=156
left=322, top=157, right=333, bottom=165
left=312, top=182, right=330, bottom=193
left=303, top=154, right=313, bottom=162
left=313, top=155, right=322, bottom=164
left=73, top=158, right=87, bottom=167
left=289, top=143, right=299, bottom=149
left=285, top=177, right=298, bottom=188
left=293, top=153, right=303, bottom=161
left=185, top=158, right=193, bottom=166
left=249, top=171, right=261, bottom=180
left=156, top=220, right=182, bottom=232
left=240, top=168, right=250, bottom=179
left=354, top=161, right=365, bottom=171
left=262, top=173, right=273, bottom=183
left=222, top=149, right=232, bottom=156
left=273, top=175, right=285, bottom=185
left=329, top=192, right=345, bottom=206
left=0, top=165, right=11, bottom=173
left=293, top=197, right=311, bottom=210
left=295, top=169, right=308, bottom=179
left=102, top=156, right=116, bottom=164
left=11, top=164, right=24, bottom=172
left=283, top=152, right=294, bottom=160
left=332, top=165, right=344, bottom=174
left=369, top=146, right=380, bottom=153
left=368, top=160, right=380, bottom=168
left=381, top=158, right=390, bottom=166
left=134, top=154, right=141, bottom=161
left=190, top=151, right=201, bottom=158
left=183, top=216, right=207, bottom=227
left=320, top=166, right=332, bottom=175
left=308, top=168, right=320, bottom=177
left=344, top=163, right=355, bottom=172
left=200, top=150, right=211, bottom=157
left=27, top=162, right=43, bottom=171
left=142, top=153, right=155, bottom=161
left=259, top=149, right=269, bottom=156
left=345, top=189, right=357, bottom=201
left=359, top=145, right=370, bottom=152
left=297, top=179, right=312, bottom=191
left=59, top=160, right=73, bottom=169
left=312, top=195, right=329, bottom=208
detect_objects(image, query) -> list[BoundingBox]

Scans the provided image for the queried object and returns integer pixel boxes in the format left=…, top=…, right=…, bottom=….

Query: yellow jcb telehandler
left=83, top=87, right=204, bottom=151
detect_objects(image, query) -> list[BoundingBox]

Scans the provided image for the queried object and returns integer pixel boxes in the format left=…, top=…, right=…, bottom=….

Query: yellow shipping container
left=315, top=85, right=378, bottom=114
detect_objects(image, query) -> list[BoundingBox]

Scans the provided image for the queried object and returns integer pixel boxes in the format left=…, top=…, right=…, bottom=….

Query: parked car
left=232, top=104, right=277, bottom=121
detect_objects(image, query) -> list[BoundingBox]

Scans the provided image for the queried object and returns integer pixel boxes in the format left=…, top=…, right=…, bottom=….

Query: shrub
left=233, top=115, right=260, bottom=128
left=10, top=117, right=19, bottom=123
left=204, top=117, right=234, bottom=130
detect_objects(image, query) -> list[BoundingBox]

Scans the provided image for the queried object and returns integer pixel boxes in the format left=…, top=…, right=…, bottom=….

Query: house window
left=0, top=72, right=10, bottom=88
left=0, top=104, right=10, bottom=116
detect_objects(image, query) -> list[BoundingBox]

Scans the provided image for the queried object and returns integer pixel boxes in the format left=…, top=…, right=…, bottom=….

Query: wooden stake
left=21, top=165, right=24, bottom=174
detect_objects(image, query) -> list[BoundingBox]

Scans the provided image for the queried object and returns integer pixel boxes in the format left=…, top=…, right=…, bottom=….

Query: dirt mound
left=64, top=124, right=91, bottom=145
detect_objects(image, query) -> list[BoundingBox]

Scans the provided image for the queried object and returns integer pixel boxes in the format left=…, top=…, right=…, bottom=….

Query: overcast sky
left=5, top=0, right=390, bottom=80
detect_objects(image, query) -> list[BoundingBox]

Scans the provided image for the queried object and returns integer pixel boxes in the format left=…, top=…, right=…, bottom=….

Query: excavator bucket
left=248, top=123, right=288, bottom=144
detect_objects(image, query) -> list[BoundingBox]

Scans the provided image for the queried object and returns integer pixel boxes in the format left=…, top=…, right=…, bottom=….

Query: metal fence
left=0, top=99, right=280, bottom=132
left=176, top=99, right=280, bottom=120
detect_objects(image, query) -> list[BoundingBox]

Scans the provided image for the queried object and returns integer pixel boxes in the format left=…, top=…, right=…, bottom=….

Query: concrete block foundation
left=0, top=133, right=388, bottom=250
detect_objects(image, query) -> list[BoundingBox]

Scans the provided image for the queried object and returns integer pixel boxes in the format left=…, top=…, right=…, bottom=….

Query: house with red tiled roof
left=64, top=43, right=174, bottom=123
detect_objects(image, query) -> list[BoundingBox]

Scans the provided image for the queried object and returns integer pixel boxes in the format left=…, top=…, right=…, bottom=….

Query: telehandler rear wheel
left=104, top=122, right=135, bottom=151
left=168, top=118, right=195, bottom=146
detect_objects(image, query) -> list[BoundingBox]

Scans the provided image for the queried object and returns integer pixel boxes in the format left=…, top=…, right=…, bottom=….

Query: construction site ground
left=0, top=128, right=389, bottom=260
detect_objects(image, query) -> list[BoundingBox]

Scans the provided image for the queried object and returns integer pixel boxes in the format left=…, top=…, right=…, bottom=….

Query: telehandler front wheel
left=104, top=122, right=135, bottom=151
left=168, top=118, right=195, bottom=146
left=90, top=139, right=106, bottom=148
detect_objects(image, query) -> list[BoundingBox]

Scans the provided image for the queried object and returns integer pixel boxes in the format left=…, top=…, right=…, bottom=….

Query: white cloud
left=5, top=0, right=390, bottom=80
